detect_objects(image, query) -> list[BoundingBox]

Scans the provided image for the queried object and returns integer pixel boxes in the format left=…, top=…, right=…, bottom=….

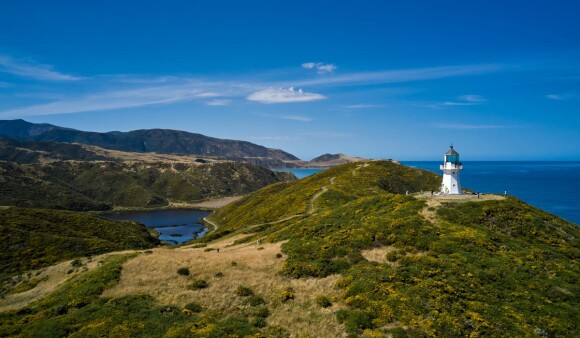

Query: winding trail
left=205, top=177, right=336, bottom=234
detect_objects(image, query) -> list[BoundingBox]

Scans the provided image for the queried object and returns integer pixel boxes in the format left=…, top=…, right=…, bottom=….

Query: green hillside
left=0, top=161, right=295, bottom=211
left=205, top=161, right=579, bottom=337
left=0, top=207, right=159, bottom=282
left=0, top=161, right=577, bottom=337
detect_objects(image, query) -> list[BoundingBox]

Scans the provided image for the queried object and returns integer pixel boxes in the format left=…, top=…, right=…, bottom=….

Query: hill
left=307, top=153, right=368, bottom=167
left=0, top=161, right=577, bottom=337
left=0, top=160, right=295, bottom=211
left=0, top=207, right=159, bottom=285
left=0, top=137, right=115, bottom=163
left=204, top=161, right=579, bottom=336
left=0, top=119, right=299, bottom=166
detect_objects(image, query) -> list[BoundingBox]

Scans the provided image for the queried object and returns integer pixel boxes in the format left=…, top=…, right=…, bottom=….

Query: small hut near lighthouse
left=440, top=145, right=463, bottom=194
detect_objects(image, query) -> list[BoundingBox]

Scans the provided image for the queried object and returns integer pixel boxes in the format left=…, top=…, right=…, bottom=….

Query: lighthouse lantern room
left=440, top=145, right=463, bottom=194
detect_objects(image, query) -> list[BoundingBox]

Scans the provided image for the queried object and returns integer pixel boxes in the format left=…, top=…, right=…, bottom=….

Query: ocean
left=280, top=162, right=580, bottom=225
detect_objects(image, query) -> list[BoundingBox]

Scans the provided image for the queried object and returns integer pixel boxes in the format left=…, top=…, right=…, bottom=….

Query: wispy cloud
left=297, top=64, right=502, bottom=87
left=431, top=123, right=514, bottom=129
left=302, top=62, right=337, bottom=74
left=457, top=94, right=486, bottom=103
left=247, top=87, right=325, bottom=104
left=546, top=93, right=576, bottom=100
left=0, top=55, right=83, bottom=81
left=0, top=84, right=211, bottom=117
left=423, top=94, right=487, bottom=108
left=206, top=99, right=231, bottom=106
left=256, top=113, right=312, bottom=122
left=344, top=104, right=382, bottom=109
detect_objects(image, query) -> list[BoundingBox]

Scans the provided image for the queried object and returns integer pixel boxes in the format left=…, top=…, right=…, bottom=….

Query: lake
left=103, top=209, right=211, bottom=244
left=278, top=162, right=580, bottom=225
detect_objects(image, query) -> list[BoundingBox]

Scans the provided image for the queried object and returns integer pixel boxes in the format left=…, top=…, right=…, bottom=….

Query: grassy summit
left=204, top=160, right=578, bottom=336
left=0, top=161, right=577, bottom=337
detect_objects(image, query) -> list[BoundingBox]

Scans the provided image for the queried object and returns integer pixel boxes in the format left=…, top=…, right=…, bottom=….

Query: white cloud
left=302, top=62, right=337, bottom=73
left=546, top=93, right=576, bottom=100
left=206, top=99, right=231, bottom=106
left=431, top=123, right=514, bottom=129
left=282, top=115, right=311, bottom=122
left=196, top=91, right=222, bottom=98
left=458, top=94, right=486, bottom=103
left=0, top=55, right=83, bottom=81
left=247, top=87, right=325, bottom=104
left=297, top=64, right=502, bottom=87
left=256, top=113, right=312, bottom=122
left=426, top=94, right=487, bottom=108
left=0, top=85, right=210, bottom=117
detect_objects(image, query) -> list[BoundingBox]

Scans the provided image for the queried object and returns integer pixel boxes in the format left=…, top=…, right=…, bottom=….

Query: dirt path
left=417, top=193, right=505, bottom=225
left=205, top=177, right=337, bottom=236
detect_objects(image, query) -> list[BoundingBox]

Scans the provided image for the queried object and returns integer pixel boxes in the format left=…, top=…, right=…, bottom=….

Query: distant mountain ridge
left=308, top=153, right=367, bottom=167
left=0, top=119, right=299, bottom=163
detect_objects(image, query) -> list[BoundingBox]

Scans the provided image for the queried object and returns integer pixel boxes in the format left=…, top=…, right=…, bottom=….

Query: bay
left=103, top=209, right=211, bottom=244
left=276, top=168, right=325, bottom=179
left=403, top=161, right=580, bottom=225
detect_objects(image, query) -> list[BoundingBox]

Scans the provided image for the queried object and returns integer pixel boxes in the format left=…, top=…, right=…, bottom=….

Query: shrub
left=184, top=302, right=202, bottom=313
left=71, top=259, right=83, bottom=268
left=250, top=317, right=267, bottom=328
left=187, top=280, right=209, bottom=290
left=246, top=295, right=266, bottom=306
left=252, top=306, right=270, bottom=318
left=386, top=251, right=399, bottom=262
left=231, top=261, right=238, bottom=266
left=279, top=287, right=294, bottom=302
left=316, top=295, right=332, bottom=308
left=214, top=271, right=224, bottom=278
left=335, top=309, right=374, bottom=334
left=276, top=253, right=283, bottom=259
left=177, top=267, right=190, bottom=276
left=235, top=286, right=254, bottom=297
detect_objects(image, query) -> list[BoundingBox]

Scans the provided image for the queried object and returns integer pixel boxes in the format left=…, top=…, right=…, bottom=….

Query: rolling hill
left=0, top=160, right=295, bottom=211
left=0, top=207, right=159, bottom=288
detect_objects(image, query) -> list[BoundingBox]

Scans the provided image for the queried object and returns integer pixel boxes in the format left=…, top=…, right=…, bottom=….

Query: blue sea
left=280, top=162, right=580, bottom=225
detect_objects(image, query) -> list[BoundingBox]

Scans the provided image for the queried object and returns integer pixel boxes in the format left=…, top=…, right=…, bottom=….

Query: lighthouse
left=440, top=145, right=463, bottom=194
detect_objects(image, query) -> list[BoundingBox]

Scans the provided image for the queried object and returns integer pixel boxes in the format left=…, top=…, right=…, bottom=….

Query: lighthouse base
left=441, top=171, right=462, bottom=195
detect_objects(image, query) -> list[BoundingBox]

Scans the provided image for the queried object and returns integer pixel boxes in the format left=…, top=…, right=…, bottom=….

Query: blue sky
left=0, top=1, right=579, bottom=160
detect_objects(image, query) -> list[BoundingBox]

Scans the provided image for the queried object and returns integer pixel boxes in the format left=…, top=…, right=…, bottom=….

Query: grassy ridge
left=0, top=207, right=159, bottom=280
left=209, top=161, right=440, bottom=234
left=205, top=161, right=579, bottom=336
left=0, top=161, right=295, bottom=211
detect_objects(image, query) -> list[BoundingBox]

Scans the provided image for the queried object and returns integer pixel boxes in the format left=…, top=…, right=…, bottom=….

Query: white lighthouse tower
left=440, top=145, right=463, bottom=194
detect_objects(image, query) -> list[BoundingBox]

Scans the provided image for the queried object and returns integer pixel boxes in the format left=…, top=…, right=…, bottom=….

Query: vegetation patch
left=187, top=280, right=209, bottom=290
left=176, top=267, right=190, bottom=276
left=0, top=207, right=159, bottom=288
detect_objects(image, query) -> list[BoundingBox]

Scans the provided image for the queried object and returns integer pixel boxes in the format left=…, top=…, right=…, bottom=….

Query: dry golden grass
left=103, top=240, right=347, bottom=337
left=361, top=246, right=397, bottom=264
left=0, top=250, right=137, bottom=312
